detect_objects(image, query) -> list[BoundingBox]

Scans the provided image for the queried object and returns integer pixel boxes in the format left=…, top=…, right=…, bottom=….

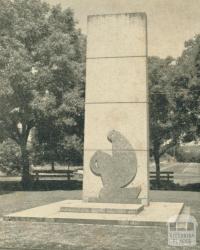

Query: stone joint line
left=87, top=55, right=147, bottom=60
left=84, top=149, right=149, bottom=151
left=85, top=102, right=149, bottom=104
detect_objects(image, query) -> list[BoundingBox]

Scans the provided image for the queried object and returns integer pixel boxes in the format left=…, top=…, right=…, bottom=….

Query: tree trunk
left=154, top=153, right=160, bottom=188
left=21, top=145, right=31, bottom=189
left=153, top=145, right=161, bottom=188
left=51, top=161, right=55, bottom=171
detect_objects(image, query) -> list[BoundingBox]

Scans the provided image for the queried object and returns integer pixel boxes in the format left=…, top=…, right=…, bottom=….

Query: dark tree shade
left=0, top=0, right=85, bottom=188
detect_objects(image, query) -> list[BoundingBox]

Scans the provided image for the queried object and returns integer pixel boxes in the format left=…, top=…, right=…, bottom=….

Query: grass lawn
left=0, top=189, right=199, bottom=250
left=150, top=161, right=200, bottom=190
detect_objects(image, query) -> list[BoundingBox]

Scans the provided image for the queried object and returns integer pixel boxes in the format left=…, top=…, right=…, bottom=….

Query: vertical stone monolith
left=83, top=13, right=149, bottom=205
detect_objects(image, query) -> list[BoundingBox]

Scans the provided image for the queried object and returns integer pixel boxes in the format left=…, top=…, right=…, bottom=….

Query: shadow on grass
left=150, top=180, right=200, bottom=191
left=0, top=180, right=82, bottom=195
left=1, top=179, right=199, bottom=196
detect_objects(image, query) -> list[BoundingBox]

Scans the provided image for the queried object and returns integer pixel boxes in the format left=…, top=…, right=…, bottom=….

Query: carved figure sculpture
left=90, top=130, right=141, bottom=203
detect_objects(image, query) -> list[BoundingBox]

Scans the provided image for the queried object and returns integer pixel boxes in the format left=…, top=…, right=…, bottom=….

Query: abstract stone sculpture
left=90, top=130, right=141, bottom=203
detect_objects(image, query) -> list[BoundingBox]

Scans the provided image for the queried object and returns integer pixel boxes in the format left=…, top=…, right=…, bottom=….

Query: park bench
left=150, top=171, right=174, bottom=182
left=74, top=169, right=83, bottom=179
left=31, top=169, right=75, bottom=182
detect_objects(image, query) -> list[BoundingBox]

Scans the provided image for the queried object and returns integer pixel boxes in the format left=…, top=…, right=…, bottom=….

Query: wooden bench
left=74, top=169, right=83, bottom=179
left=31, top=169, right=75, bottom=182
left=150, top=171, right=174, bottom=182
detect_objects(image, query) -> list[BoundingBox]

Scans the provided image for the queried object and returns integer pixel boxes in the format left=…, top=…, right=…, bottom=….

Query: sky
left=45, top=0, right=200, bottom=58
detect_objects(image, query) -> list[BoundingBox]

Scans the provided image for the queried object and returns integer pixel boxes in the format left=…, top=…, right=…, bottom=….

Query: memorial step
left=60, top=202, right=144, bottom=214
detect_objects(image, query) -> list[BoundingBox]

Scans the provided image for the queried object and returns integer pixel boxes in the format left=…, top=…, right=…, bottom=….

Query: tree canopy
left=149, top=34, right=200, bottom=186
left=0, top=0, right=85, bottom=187
left=176, top=35, right=200, bottom=141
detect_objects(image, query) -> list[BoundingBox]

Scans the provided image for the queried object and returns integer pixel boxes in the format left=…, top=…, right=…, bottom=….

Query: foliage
left=175, top=145, right=200, bottom=163
left=176, top=35, right=200, bottom=141
left=149, top=34, right=200, bottom=186
left=32, top=88, right=84, bottom=167
left=149, top=57, right=177, bottom=184
left=149, top=56, right=191, bottom=185
left=0, top=139, right=21, bottom=175
left=0, top=0, right=85, bottom=187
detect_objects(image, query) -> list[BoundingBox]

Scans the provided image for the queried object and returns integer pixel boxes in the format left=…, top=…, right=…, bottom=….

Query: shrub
left=0, top=139, right=21, bottom=175
left=175, top=145, right=200, bottom=162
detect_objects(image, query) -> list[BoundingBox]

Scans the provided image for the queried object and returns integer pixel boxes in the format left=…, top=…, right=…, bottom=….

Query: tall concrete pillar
left=83, top=13, right=149, bottom=205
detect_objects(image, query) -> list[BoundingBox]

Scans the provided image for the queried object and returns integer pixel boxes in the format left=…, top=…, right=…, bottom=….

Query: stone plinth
left=83, top=13, right=149, bottom=205
left=4, top=200, right=184, bottom=226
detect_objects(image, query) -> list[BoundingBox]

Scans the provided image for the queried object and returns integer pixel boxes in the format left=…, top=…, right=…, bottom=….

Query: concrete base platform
left=4, top=200, right=184, bottom=226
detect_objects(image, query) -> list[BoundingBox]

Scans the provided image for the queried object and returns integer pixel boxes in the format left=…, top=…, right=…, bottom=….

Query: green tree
left=32, top=87, right=84, bottom=169
left=0, top=0, right=85, bottom=188
left=149, top=35, right=200, bottom=187
left=176, top=35, right=200, bottom=141
left=149, top=56, right=188, bottom=186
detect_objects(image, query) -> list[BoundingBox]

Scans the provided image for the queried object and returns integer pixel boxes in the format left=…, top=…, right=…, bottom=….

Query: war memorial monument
left=4, top=13, right=184, bottom=226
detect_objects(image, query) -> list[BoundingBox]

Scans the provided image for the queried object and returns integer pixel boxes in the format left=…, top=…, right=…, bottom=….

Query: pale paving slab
left=4, top=200, right=184, bottom=226
left=87, top=13, right=146, bottom=58
left=84, top=103, right=148, bottom=151
left=86, top=57, right=147, bottom=103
